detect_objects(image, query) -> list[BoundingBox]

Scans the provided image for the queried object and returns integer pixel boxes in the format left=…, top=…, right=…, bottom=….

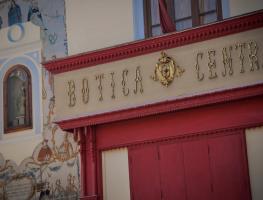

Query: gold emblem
left=152, top=52, right=185, bottom=87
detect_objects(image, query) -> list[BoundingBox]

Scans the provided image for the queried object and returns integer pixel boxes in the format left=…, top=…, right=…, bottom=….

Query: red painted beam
left=95, top=94, right=263, bottom=150
left=57, top=83, right=263, bottom=131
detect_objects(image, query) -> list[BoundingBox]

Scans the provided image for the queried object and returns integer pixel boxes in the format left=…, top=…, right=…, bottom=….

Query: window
left=3, top=65, right=32, bottom=133
left=144, top=0, right=222, bottom=37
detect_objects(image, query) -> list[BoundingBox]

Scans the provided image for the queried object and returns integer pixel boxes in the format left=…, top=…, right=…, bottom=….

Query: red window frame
left=144, top=0, right=223, bottom=37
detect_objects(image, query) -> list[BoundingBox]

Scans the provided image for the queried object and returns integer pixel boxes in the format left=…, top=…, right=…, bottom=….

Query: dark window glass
left=174, top=0, right=192, bottom=20
left=144, top=0, right=222, bottom=37
left=199, top=0, right=218, bottom=25
left=4, top=66, right=32, bottom=133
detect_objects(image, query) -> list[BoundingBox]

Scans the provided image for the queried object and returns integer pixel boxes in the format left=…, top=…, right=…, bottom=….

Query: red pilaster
left=79, top=126, right=98, bottom=200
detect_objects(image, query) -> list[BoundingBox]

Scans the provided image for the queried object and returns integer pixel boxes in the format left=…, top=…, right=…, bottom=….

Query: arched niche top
left=3, top=65, right=32, bottom=133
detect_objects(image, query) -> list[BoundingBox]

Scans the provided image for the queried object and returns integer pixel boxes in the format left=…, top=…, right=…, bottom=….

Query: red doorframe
left=75, top=84, right=263, bottom=200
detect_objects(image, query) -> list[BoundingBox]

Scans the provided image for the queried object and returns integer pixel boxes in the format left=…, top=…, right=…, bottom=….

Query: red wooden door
left=208, top=133, right=251, bottom=200
left=129, top=132, right=251, bottom=200
left=129, top=145, right=161, bottom=200
left=182, top=139, right=213, bottom=200
left=159, top=142, right=186, bottom=200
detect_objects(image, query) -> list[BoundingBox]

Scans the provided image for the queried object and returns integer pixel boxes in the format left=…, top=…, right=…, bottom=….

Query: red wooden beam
left=95, top=94, right=263, bottom=150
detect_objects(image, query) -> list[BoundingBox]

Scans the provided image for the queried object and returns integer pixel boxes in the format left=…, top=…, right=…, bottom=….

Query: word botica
left=67, top=40, right=262, bottom=107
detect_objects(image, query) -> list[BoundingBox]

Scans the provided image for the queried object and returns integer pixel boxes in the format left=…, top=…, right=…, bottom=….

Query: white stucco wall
left=65, top=0, right=263, bottom=56
left=0, top=133, right=42, bottom=164
left=229, top=0, right=263, bottom=17
left=102, top=148, right=131, bottom=200
left=0, top=23, right=43, bottom=165
left=246, top=126, right=263, bottom=200
left=65, top=0, right=134, bottom=55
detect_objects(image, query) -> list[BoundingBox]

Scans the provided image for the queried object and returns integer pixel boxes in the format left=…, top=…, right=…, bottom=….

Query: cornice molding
left=57, top=83, right=263, bottom=131
left=43, top=11, right=263, bottom=74
left=102, top=128, right=248, bottom=151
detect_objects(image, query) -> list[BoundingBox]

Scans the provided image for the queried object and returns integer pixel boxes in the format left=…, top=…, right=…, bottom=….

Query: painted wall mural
left=0, top=1, right=81, bottom=199
left=0, top=0, right=68, bottom=60
left=0, top=149, right=80, bottom=199
left=0, top=51, right=80, bottom=199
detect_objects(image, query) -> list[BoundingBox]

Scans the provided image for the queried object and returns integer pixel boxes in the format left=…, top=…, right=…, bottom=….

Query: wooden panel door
left=209, top=133, right=251, bottom=200
left=129, top=145, right=161, bottom=200
left=182, top=139, right=213, bottom=200
left=129, top=132, right=251, bottom=200
left=159, top=142, right=187, bottom=200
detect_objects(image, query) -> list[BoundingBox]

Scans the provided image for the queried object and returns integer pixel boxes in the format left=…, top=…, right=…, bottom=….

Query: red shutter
left=159, top=143, right=186, bottom=200
left=182, top=139, right=213, bottom=200
left=129, top=145, right=161, bottom=200
left=208, top=132, right=251, bottom=200
left=128, top=133, right=251, bottom=200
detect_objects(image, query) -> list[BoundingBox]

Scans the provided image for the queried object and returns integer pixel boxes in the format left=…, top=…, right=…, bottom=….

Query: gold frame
left=152, top=52, right=185, bottom=87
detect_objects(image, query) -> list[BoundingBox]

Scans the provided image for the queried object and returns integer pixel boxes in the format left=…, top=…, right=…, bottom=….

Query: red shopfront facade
left=44, top=11, right=263, bottom=200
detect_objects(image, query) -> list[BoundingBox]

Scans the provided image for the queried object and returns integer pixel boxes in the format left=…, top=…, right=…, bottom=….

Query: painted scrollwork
left=152, top=52, right=185, bottom=87
left=51, top=126, right=79, bottom=162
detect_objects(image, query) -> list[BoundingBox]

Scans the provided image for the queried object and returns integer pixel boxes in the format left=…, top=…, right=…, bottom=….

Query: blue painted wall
left=0, top=0, right=67, bottom=61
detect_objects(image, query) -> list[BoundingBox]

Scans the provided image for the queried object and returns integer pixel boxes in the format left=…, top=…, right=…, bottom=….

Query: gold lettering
left=208, top=50, right=218, bottom=79
left=67, top=80, right=76, bottom=107
left=134, top=66, right=143, bottom=94
left=195, top=52, right=204, bottom=81
left=95, top=74, right=104, bottom=101
left=248, top=41, right=260, bottom=71
left=222, top=46, right=233, bottom=77
left=110, top=72, right=116, bottom=99
left=82, top=78, right=89, bottom=104
left=235, top=43, right=246, bottom=73
left=122, top=69, right=129, bottom=96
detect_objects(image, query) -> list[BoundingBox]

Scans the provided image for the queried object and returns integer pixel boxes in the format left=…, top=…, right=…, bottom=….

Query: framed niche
left=3, top=65, right=32, bottom=133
